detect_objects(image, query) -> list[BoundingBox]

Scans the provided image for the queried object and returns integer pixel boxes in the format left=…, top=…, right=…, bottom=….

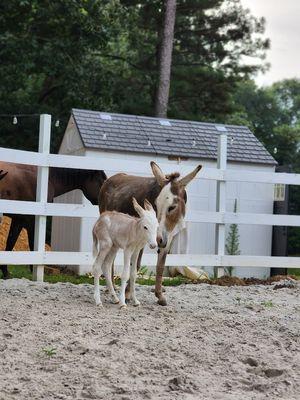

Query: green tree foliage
left=0, top=0, right=125, bottom=150
left=0, top=0, right=269, bottom=151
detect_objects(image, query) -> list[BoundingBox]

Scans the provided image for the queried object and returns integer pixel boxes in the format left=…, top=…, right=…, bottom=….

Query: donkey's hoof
left=111, top=298, right=120, bottom=304
left=157, top=297, right=167, bottom=306
left=120, top=304, right=127, bottom=310
left=133, top=300, right=140, bottom=307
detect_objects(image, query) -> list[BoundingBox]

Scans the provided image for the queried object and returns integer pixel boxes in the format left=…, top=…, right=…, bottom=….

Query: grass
left=42, top=347, right=57, bottom=357
left=288, top=268, right=300, bottom=278
left=261, top=300, right=274, bottom=308
left=7, top=265, right=188, bottom=286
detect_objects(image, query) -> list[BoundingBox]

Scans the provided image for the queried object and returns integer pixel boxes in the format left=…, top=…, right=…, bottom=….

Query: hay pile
left=0, top=216, right=50, bottom=251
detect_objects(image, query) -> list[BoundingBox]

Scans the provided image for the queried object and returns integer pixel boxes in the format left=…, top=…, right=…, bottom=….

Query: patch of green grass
left=288, top=268, right=300, bottom=278
left=261, top=300, right=274, bottom=308
left=7, top=265, right=187, bottom=287
left=42, top=347, right=57, bottom=357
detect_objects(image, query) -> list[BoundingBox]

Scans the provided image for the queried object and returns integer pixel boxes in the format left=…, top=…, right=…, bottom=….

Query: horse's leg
left=1, top=217, right=23, bottom=279
left=125, top=248, right=143, bottom=300
left=25, top=219, right=34, bottom=274
left=155, top=249, right=168, bottom=306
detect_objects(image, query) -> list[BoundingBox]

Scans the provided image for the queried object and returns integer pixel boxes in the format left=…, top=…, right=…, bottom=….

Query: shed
left=51, top=108, right=277, bottom=278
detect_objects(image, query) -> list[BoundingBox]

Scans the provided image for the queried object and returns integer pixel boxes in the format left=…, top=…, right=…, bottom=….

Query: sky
left=241, top=0, right=300, bottom=86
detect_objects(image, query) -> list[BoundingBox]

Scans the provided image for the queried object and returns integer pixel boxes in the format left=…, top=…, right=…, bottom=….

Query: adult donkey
left=99, top=161, right=202, bottom=306
left=0, top=161, right=107, bottom=279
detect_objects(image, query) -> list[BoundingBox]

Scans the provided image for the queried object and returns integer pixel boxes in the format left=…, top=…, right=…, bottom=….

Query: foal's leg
left=93, top=244, right=111, bottom=306
left=129, top=250, right=140, bottom=306
left=125, top=248, right=144, bottom=300
left=119, top=249, right=132, bottom=308
left=102, top=247, right=119, bottom=304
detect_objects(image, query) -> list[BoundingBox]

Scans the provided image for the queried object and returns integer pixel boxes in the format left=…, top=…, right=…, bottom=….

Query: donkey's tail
left=92, top=229, right=98, bottom=259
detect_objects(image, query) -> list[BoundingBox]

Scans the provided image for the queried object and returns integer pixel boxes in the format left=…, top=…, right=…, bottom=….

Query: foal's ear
left=144, top=198, right=154, bottom=212
left=132, top=197, right=144, bottom=217
left=150, top=161, right=167, bottom=187
left=178, top=165, right=202, bottom=187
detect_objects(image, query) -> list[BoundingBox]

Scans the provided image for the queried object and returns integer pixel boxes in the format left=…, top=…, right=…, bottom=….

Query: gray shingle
left=72, top=108, right=276, bottom=165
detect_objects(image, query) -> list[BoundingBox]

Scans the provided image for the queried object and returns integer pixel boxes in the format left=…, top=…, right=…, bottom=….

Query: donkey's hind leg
left=102, top=247, right=119, bottom=304
left=93, top=243, right=111, bottom=306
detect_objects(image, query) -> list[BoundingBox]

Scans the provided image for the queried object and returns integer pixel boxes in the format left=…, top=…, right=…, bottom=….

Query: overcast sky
left=241, top=0, right=300, bottom=86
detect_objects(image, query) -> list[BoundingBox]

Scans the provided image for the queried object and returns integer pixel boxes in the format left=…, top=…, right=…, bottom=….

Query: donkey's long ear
left=178, top=165, right=202, bottom=187
left=150, top=161, right=166, bottom=187
left=144, top=198, right=154, bottom=212
left=0, top=170, right=8, bottom=181
left=132, top=197, right=144, bottom=217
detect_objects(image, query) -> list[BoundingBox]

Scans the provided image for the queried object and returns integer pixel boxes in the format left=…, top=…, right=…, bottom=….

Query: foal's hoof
left=157, top=297, right=167, bottom=306
left=120, top=304, right=127, bottom=310
left=111, top=298, right=120, bottom=304
left=133, top=301, right=140, bottom=307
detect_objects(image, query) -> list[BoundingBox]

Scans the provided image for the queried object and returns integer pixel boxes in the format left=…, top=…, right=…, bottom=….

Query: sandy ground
left=0, top=278, right=299, bottom=400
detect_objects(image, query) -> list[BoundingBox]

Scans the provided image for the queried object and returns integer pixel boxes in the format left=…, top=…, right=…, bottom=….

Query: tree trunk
left=154, top=0, right=176, bottom=118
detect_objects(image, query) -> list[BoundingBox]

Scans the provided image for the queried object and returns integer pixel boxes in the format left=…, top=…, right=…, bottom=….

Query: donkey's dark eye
left=168, top=206, right=176, bottom=213
left=144, top=226, right=148, bottom=230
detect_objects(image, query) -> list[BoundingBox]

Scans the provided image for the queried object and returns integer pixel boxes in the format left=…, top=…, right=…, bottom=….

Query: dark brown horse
left=99, top=161, right=202, bottom=306
left=0, top=169, right=8, bottom=223
left=0, top=161, right=107, bottom=278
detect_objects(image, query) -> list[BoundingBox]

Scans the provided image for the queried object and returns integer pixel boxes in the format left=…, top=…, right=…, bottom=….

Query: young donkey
left=92, top=198, right=158, bottom=308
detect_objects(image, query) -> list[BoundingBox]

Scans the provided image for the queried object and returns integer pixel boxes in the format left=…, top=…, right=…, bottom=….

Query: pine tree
left=225, top=199, right=240, bottom=276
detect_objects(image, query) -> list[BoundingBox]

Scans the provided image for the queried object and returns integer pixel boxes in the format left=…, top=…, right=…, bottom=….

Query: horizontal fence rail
left=0, top=252, right=299, bottom=268
left=1, top=146, right=300, bottom=184
left=1, top=199, right=300, bottom=227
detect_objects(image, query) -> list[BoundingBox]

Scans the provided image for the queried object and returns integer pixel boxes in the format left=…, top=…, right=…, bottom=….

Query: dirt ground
left=0, top=278, right=299, bottom=400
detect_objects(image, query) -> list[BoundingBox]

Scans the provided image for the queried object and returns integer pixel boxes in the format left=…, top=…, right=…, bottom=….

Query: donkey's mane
left=165, top=172, right=180, bottom=182
left=49, top=167, right=106, bottom=185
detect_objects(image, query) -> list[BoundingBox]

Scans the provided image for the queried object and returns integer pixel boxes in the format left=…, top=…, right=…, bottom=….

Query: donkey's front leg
left=129, top=250, right=140, bottom=306
left=119, top=249, right=132, bottom=308
left=155, top=248, right=168, bottom=306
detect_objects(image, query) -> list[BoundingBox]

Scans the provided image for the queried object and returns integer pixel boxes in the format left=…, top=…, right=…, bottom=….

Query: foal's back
left=93, top=211, right=138, bottom=249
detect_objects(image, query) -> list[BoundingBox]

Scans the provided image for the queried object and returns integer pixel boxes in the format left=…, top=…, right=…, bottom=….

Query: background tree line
left=0, top=0, right=299, bottom=253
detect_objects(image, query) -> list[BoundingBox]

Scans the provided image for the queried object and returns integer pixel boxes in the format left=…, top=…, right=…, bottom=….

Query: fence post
left=32, top=114, right=51, bottom=282
left=214, top=127, right=228, bottom=278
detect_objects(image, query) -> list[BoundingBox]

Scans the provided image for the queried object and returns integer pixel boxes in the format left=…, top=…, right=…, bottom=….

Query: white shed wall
left=51, top=126, right=275, bottom=278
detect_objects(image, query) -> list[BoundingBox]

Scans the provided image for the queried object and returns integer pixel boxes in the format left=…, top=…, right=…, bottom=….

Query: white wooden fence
left=0, top=114, right=300, bottom=281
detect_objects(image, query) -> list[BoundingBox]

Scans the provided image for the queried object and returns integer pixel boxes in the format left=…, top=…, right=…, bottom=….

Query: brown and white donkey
left=99, top=161, right=202, bottom=306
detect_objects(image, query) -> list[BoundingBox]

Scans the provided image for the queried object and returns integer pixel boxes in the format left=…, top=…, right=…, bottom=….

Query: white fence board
left=226, top=169, right=300, bottom=185
left=1, top=199, right=300, bottom=227
left=1, top=251, right=299, bottom=268
left=1, top=146, right=300, bottom=185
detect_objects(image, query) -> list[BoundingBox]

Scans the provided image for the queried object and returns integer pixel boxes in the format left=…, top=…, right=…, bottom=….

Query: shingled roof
left=72, top=108, right=276, bottom=165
